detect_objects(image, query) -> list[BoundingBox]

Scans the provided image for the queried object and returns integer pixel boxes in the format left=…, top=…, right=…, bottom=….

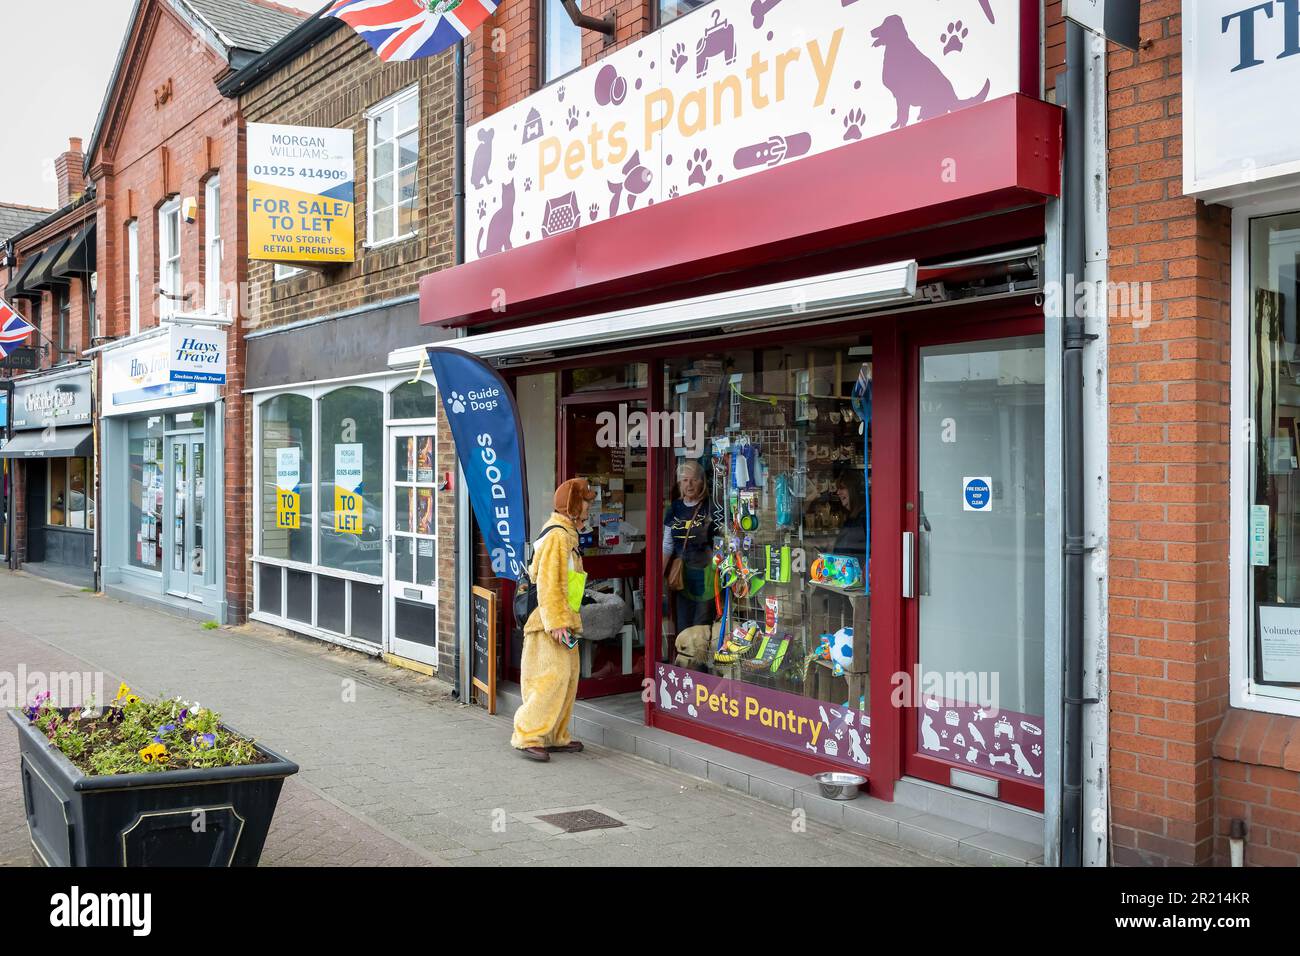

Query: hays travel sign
left=1185, top=0, right=1300, bottom=199
left=465, top=0, right=1028, bottom=262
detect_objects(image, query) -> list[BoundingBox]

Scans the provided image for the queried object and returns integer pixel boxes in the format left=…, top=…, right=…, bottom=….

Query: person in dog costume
left=511, top=477, right=597, bottom=762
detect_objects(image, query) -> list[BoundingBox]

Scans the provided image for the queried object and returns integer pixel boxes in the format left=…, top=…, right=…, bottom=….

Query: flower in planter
left=138, top=742, right=168, bottom=764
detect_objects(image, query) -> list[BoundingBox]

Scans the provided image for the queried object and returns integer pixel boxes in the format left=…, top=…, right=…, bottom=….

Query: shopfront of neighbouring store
left=96, top=326, right=227, bottom=621
left=0, top=364, right=96, bottom=586
left=402, top=0, right=1061, bottom=816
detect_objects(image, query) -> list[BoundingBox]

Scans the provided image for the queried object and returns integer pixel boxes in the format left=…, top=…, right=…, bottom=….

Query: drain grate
left=536, top=809, right=626, bottom=834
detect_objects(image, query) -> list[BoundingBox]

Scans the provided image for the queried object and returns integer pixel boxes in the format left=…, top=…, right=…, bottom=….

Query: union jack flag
left=0, top=298, right=36, bottom=359
left=327, top=0, right=498, bottom=62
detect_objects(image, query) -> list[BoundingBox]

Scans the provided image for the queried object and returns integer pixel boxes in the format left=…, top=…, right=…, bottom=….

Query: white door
left=387, top=427, right=439, bottom=667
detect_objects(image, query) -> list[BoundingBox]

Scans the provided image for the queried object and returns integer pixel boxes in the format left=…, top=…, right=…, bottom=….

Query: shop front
left=97, top=327, right=227, bottom=620
left=406, top=0, right=1060, bottom=816
left=0, top=365, right=96, bottom=585
left=244, top=299, right=459, bottom=672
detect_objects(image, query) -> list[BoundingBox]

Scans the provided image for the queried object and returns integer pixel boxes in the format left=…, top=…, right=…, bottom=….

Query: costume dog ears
left=554, top=478, right=597, bottom=518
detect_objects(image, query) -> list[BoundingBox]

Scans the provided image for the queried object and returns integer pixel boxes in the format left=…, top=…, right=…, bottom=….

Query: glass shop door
left=558, top=365, right=650, bottom=699
left=903, top=325, right=1047, bottom=810
left=165, top=434, right=206, bottom=600
left=387, top=426, right=440, bottom=668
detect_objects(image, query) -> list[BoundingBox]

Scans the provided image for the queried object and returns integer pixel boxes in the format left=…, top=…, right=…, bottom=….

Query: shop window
left=286, top=567, right=313, bottom=624
left=259, top=394, right=313, bottom=563
left=390, top=379, right=439, bottom=420
left=656, top=0, right=714, bottom=28
left=661, top=342, right=873, bottom=772
left=317, top=575, right=348, bottom=635
left=258, top=563, right=282, bottom=617
left=128, top=417, right=164, bottom=569
left=274, top=263, right=304, bottom=282
left=1246, top=209, right=1300, bottom=707
left=366, top=85, right=419, bottom=246
left=126, top=220, right=140, bottom=335
left=55, top=288, right=70, bottom=361
left=205, top=176, right=223, bottom=315
left=318, top=386, right=383, bottom=577
left=47, top=457, right=92, bottom=530
left=542, top=0, right=582, bottom=83
left=351, top=581, right=383, bottom=643
left=157, top=198, right=182, bottom=320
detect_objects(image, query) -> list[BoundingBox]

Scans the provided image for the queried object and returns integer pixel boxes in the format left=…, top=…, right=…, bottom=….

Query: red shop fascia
left=418, top=0, right=1061, bottom=808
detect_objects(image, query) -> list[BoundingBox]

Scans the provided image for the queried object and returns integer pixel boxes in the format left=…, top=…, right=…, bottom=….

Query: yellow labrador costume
left=511, top=479, right=596, bottom=758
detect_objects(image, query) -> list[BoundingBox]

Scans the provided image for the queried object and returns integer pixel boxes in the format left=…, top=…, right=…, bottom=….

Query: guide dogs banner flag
left=425, top=347, right=529, bottom=581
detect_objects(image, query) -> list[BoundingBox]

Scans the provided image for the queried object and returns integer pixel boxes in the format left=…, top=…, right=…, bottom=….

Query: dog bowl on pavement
left=813, top=771, right=866, bottom=801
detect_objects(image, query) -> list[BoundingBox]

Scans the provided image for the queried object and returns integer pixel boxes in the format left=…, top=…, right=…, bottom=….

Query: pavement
left=0, top=569, right=951, bottom=867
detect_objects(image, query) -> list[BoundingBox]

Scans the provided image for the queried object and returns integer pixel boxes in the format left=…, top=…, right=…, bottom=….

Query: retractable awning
left=0, top=426, right=94, bottom=459
left=4, top=255, right=42, bottom=301
left=23, top=238, right=71, bottom=294
left=51, top=222, right=95, bottom=278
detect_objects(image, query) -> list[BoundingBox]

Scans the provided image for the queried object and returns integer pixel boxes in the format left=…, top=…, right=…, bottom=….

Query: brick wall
left=88, top=0, right=253, bottom=620
left=1104, top=1, right=1253, bottom=866
left=238, top=26, right=460, bottom=674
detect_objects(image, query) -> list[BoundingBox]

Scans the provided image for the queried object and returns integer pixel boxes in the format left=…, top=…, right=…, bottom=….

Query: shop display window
left=657, top=0, right=714, bottom=28
left=46, top=457, right=93, bottom=531
left=128, top=417, right=165, bottom=569
left=259, top=394, right=313, bottom=563
left=318, top=387, right=384, bottom=577
left=390, top=379, right=440, bottom=420
left=1248, top=210, right=1300, bottom=704
left=660, top=341, right=873, bottom=772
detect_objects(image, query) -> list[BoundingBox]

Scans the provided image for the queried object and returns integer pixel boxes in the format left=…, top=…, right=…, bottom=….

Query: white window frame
left=157, top=197, right=182, bottom=320
left=541, top=0, right=583, bottom=84
left=127, top=220, right=140, bottom=336
left=365, top=85, right=419, bottom=249
left=1230, top=190, right=1300, bottom=718
left=274, top=263, right=305, bottom=282
left=204, top=176, right=223, bottom=315
left=249, top=374, right=441, bottom=658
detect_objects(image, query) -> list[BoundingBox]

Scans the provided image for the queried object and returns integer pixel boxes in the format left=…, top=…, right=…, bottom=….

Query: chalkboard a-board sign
left=471, top=586, right=497, bottom=714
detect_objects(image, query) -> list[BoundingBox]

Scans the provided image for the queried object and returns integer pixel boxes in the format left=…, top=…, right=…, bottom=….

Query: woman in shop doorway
left=663, top=459, right=717, bottom=634
left=831, top=471, right=868, bottom=563
left=512, top=478, right=596, bottom=763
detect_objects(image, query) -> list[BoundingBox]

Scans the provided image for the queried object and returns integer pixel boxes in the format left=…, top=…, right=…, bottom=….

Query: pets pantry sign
left=466, top=0, right=1027, bottom=262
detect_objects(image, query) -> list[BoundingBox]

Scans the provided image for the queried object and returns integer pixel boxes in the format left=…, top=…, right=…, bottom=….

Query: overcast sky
left=1, top=0, right=324, bottom=210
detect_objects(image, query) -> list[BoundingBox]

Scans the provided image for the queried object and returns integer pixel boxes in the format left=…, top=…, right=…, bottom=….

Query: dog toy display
left=810, top=553, right=863, bottom=590
left=802, top=627, right=855, bottom=678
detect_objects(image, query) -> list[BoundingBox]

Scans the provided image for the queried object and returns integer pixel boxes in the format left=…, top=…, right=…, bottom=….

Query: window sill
left=1214, top=707, right=1300, bottom=771
left=363, top=232, right=419, bottom=251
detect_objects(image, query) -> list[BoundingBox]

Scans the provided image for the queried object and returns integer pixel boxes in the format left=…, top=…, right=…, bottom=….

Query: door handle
left=919, top=524, right=931, bottom=597
left=902, top=531, right=914, bottom=599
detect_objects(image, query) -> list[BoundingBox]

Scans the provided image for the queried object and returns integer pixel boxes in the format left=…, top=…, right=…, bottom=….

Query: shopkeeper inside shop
left=663, top=458, right=717, bottom=631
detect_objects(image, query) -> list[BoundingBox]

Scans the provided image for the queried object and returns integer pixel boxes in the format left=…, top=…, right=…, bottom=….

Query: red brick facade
left=236, top=24, right=461, bottom=674
left=1105, top=0, right=1300, bottom=867
left=87, top=0, right=293, bottom=622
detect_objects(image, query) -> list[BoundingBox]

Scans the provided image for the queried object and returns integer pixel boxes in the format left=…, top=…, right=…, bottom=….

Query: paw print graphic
left=686, top=148, right=712, bottom=188
left=941, top=21, right=969, bottom=55
left=557, top=84, right=566, bottom=103
left=589, top=202, right=600, bottom=222
left=476, top=199, right=487, bottom=220
left=671, top=41, right=688, bottom=73
left=843, top=107, right=866, bottom=142
left=1031, top=743, right=1042, bottom=757
left=524, top=177, right=533, bottom=192
left=449, top=391, right=467, bottom=414
left=668, top=184, right=680, bottom=200
left=507, top=153, right=518, bottom=171
left=566, top=106, right=580, bottom=131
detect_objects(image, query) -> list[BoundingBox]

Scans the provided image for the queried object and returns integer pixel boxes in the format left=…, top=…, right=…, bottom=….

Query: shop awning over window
left=51, top=222, right=96, bottom=279
left=0, top=426, right=94, bottom=459
left=4, top=254, right=42, bottom=301
left=23, top=238, right=72, bottom=294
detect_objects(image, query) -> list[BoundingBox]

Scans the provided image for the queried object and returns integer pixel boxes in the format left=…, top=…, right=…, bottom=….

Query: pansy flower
left=116, top=683, right=132, bottom=701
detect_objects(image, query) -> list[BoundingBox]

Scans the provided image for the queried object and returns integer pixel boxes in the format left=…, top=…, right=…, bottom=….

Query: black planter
left=8, top=709, right=299, bottom=867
